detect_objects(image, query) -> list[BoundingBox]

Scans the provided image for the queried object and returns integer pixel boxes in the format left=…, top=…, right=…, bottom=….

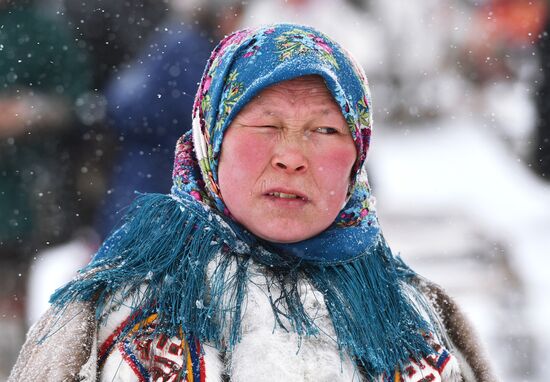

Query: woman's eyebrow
left=312, top=107, right=343, bottom=117
left=319, top=108, right=335, bottom=115
left=241, top=105, right=341, bottom=120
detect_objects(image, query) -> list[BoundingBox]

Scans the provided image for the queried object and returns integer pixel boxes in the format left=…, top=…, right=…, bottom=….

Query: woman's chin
left=249, top=224, right=324, bottom=244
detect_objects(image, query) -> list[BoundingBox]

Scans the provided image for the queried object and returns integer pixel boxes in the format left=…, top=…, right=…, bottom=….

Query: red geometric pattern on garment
left=131, top=332, right=186, bottom=381
left=399, top=358, right=438, bottom=382
left=392, top=339, right=455, bottom=382
left=99, top=314, right=206, bottom=382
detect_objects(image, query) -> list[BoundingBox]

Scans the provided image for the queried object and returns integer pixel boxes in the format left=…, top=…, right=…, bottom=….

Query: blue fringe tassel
left=251, top=239, right=435, bottom=379
left=51, top=193, right=249, bottom=346
left=304, top=242, right=434, bottom=379
left=50, top=193, right=435, bottom=379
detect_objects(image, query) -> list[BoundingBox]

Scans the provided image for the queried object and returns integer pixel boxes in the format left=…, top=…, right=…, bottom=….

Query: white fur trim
left=99, top=347, right=136, bottom=382
left=440, top=352, right=463, bottom=382
left=228, top=263, right=361, bottom=382
left=79, top=332, right=98, bottom=381
left=203, top=344, right=223, bottom=382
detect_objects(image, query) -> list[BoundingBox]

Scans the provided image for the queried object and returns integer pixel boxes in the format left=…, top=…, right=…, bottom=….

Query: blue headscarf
left=174, top=24, right=379, bottom=262
left=52, top=24, right=436, bottom=380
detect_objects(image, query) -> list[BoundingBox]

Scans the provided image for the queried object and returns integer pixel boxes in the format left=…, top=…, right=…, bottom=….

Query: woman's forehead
left=260, top=75, right=330, bottom=96
left=241, top=76, right=342, bottom=115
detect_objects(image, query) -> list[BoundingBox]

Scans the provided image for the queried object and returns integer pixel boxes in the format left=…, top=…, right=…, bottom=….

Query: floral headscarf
left=171, top=24, right=384, bottom=262
left=173, top=24, right=375, bottom=227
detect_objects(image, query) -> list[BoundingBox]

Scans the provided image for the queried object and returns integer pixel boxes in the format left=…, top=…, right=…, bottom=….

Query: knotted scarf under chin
left=50, top=193, right=434, bottom=379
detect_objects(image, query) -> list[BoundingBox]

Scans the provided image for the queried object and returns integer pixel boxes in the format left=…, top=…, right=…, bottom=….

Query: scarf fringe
left=50, top=192, right=435, bottom=379
left=303, top=241, right=434, bottom=378
left=50, top=193, right=248, bottom=348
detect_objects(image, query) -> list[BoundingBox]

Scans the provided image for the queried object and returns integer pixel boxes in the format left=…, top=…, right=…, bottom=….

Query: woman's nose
left=271, top=143, right=308, bottom=173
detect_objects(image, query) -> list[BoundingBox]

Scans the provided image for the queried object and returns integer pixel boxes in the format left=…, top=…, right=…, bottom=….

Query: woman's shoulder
left=8, top=300, right=97, bottom=381
left=409, top=276, right=497, bottom=382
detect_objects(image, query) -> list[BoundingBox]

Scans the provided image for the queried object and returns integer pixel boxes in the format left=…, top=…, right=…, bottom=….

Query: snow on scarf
left=51, top=24, right=438, bottom=380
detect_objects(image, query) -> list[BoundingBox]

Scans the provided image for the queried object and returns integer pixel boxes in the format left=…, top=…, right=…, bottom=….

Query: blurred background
left=1, top=0, right=549, bottom=380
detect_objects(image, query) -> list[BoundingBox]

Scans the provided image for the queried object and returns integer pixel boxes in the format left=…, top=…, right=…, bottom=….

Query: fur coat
left=8, top=276, right=495, bottom=382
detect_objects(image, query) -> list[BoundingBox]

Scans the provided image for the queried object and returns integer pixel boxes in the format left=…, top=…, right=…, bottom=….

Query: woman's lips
left=263, top=189, right=309, bottom=205
left=267, top=191, right=306, bottom=201
left=264, top=187, right=308, bottom=200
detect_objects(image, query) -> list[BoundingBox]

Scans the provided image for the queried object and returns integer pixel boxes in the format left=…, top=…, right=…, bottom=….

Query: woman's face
left=218, top=76, right=356, bottom=243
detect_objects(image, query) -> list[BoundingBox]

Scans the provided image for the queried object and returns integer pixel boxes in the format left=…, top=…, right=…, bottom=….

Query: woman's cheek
left=226, top=132, right=272, bottom=182
left=239, top=134, right=271, bottom=163
left=320, top=145, right=356, bottom=179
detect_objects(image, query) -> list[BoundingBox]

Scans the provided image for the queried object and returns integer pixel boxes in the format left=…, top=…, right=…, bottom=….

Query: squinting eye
left=316, top=127, right=339, bottom=134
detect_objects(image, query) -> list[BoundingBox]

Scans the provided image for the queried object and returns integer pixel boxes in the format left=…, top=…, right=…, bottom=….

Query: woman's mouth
left=267, top=191, right=307, bottom=201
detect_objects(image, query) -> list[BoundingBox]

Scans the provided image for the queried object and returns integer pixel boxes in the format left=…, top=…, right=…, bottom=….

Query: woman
left=9, top=24, right=494, bottom=381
